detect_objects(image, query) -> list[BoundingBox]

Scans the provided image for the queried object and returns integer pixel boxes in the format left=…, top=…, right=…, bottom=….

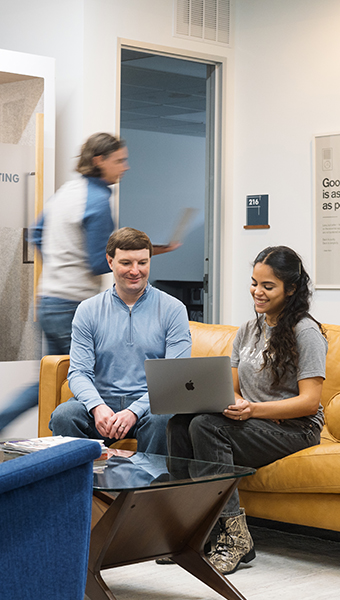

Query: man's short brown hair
left=76, top=133, right=126, bottom=177
left=106, top=227, right=153, bottom=258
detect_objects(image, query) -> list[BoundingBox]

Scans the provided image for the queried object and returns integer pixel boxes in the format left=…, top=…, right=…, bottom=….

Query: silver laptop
left=144, top=356, right=234, bottom=415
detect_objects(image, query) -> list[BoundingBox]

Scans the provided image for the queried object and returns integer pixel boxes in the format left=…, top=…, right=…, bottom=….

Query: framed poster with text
left=314, top=133, right=340, bottom=288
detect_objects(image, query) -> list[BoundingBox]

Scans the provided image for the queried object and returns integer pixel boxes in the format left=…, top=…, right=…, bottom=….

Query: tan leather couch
left=38, top=321, right=340, bottom=533
left=38, top=355, right=137, bottom=452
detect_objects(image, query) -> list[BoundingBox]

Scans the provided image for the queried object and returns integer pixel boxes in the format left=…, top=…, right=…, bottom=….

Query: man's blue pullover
left=68, top=282, right=192, bottom=418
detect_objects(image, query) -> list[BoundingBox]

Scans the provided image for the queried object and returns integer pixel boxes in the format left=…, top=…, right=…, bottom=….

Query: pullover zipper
left=128, top=307, right=132, bottom=344
left=112, top=284, right=149, bottom=345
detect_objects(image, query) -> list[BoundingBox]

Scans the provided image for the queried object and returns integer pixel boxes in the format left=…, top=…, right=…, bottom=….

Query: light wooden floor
left=91, top=525, right=340, bottom=600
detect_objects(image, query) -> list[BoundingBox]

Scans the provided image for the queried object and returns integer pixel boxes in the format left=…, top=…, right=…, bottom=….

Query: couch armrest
left=38, top=355, right=138, bottom=451
left=324, top=392, right=340, bottom=442
left=38, top=355, right=70, bottom=437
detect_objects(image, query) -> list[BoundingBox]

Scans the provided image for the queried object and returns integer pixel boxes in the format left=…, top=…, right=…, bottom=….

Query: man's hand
left=106, top=408, right=138, bottom=440
left=91, top=404, right=115, bottom=438
left=91, top=404, right=137, bottom=439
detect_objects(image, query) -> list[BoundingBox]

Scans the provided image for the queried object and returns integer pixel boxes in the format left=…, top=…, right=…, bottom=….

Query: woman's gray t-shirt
left=231, top=315, right=328, bottom=429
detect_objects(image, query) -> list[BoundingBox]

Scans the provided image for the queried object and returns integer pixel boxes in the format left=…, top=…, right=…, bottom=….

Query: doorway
left=118, top=47, right=221, bottom=323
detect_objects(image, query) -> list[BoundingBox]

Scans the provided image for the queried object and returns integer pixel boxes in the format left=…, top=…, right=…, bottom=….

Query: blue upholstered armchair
left=0, top=439, right=101, bottom=600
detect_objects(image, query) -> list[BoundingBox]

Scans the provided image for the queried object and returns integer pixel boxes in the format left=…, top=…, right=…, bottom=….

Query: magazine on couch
left=0, top=436, right=109, bottom=460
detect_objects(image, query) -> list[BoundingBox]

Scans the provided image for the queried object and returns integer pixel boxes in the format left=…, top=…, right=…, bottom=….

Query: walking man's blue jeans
left=38, top=297, right=80, bottom=355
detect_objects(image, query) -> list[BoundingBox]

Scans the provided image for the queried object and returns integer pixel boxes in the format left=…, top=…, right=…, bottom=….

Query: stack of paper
left=1, top=436, right=109, bottom=460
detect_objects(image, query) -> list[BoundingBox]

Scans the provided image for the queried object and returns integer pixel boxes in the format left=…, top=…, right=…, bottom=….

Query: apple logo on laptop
left=185, top=380, right=195, bottom=391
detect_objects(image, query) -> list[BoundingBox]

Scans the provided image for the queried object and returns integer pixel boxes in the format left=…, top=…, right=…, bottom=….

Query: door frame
left=116, top=38, right=226, bottom=324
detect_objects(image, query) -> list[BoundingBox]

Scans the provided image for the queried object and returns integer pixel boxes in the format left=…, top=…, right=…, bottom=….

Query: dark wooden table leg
left=86, top=479, right=249, bottom=600
left=86, top=569, right=117, bottom=600
left=86, top=490, right=132, bottom=600
left=174, top=549, right=247, bottom=600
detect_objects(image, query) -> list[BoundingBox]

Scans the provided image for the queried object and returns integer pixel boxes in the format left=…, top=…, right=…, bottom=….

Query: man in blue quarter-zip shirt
left=49, top=227, right=192, bottom=454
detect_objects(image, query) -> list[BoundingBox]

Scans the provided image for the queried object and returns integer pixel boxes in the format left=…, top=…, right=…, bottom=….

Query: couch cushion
left=189, top=321, right=238, bottom=357
left=239, top=442, right=340, bottom=494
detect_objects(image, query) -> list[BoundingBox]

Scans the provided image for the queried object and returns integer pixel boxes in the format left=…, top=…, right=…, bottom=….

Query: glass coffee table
left=88, top=450, right=255, bottom=600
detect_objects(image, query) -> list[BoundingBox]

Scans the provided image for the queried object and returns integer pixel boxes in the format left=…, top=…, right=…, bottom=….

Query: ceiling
left=121, top=50, right=207, bottom=138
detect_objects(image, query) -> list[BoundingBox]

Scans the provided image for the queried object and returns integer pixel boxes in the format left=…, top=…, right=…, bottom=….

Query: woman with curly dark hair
left=167, top=246, right=328, bottom=575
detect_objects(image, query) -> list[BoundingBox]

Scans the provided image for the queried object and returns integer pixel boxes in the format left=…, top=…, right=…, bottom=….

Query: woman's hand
left=229, top=366, right=323, bottom=422
left=223, top=398, right=253, bottom=421
left=226, top=367, right=253, bottom=420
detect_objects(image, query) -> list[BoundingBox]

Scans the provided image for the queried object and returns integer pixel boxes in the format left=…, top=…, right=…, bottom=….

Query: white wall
left=232, top=0, right=340, bottom=325
left=82, top=0, right=231, bottom=134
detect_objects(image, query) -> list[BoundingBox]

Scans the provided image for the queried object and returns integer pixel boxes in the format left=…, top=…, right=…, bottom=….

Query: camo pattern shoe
left=208, top=508, right=255, bottom=575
